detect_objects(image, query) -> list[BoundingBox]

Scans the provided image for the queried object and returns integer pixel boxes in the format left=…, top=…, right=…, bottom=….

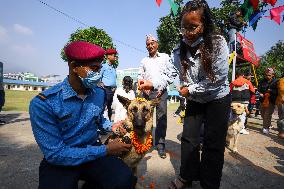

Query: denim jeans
left=228, top=28, right=237, bottom=53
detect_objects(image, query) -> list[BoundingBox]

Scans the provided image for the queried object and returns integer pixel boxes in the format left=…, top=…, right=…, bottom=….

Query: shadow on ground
left=0, top=133, right=42, bottom=189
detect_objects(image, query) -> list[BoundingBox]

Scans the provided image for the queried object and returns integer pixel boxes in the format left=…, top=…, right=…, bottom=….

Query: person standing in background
left=258, top=68, right=278, bottom=134
left=99, top=49, right=118, bottom=120
left=0, top=62, right=5, bottom=125
left=138, top=34, right=178, bottom=159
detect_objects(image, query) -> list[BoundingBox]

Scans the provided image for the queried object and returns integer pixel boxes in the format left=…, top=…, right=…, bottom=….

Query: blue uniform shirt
left=100, top=61, right=117, bottom=87
left=29, top=78, right=112, bottom=166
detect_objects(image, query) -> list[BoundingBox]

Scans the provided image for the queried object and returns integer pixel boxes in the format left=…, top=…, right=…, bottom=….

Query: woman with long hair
left=169, top=0, right=231, bottom=188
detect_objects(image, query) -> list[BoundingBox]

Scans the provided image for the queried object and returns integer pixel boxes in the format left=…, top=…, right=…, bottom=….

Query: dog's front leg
left=232, top=133, right=239, bottom=153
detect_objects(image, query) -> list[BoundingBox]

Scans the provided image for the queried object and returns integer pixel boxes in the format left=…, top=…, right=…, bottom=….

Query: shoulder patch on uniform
left=36, top=93, right=47, bottom=101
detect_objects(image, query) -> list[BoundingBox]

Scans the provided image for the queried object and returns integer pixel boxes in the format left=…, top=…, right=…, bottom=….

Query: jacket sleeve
left=152, top=55, right=179, bottom=91
left=29, top=98, right=107, bottom=166
left=187, top=37, right=229, bottom=96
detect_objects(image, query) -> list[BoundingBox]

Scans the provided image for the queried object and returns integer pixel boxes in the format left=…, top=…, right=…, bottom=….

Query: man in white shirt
left=138, top=34, right=178, bottom=159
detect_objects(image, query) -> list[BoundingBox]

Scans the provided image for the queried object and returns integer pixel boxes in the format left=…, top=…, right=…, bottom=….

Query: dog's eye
left=142, top=107, right=149, bottom=113
left=131, top=107, right=138, bottom=113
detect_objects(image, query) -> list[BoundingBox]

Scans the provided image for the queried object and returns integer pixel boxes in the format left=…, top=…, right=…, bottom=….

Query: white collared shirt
left=137, top=52, right=178, bottom=91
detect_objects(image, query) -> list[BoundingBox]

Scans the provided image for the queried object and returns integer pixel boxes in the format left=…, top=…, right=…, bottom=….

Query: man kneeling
left=29, top=41, right=136, bottom=189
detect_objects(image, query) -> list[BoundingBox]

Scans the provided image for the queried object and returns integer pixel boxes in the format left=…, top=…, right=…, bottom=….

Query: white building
left=3, top=79, right=52, bottom=92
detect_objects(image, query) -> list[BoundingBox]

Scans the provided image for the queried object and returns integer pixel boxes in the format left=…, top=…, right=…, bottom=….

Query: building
left=41, top=74, right=62, bottom=85
left=116, top=68, right=139, bottom=88
left=3, top=72, right=44, bottom=82
left=3, top=79, right=52, bottom=92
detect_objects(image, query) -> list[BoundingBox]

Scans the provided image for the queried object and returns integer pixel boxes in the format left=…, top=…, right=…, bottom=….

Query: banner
left=237, top=33, right=260, bottom=67
left=156, top=0, right=162, bottom=7
left=263, top=0, right=277, bottom=6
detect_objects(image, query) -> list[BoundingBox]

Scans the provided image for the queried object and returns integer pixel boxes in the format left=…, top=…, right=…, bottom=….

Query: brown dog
left=226, top=102, right=246, bottom=153
left=112, top=95, right=159, bottom=177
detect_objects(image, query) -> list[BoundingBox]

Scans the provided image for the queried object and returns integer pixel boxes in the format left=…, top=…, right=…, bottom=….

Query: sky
left=0, top=0, right=283, bottom=79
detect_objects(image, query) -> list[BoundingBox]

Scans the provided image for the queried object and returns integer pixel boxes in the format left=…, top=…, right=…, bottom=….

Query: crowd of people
left=25, top=0, right=284, bottom=188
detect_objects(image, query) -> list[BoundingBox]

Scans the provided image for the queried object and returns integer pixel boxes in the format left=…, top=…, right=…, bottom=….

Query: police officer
left=99, top=49, right=118, bottom=121
left=29, top=41, right=136, bottom=189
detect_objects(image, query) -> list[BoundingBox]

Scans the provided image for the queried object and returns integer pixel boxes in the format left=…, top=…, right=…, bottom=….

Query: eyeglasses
left=180, top=25, right=202, bottom=35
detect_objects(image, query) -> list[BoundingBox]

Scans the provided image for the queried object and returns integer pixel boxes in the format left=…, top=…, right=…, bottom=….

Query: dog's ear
left=150, top=98, right=160, bottom=108
left=117, top=95, right=131, bottom=108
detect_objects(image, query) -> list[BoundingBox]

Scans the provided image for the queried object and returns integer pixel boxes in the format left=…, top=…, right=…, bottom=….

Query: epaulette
left=36, top=93, right=47, bottom=101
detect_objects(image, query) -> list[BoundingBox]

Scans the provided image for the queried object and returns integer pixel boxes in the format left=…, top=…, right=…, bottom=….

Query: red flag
left=237, top=33, right=260, bottom=67
left=250, top=0, right=259, bottom=11
left=156, top=0, right=162, bottom=7
left=266, top=5, right=284, bottom=25
left=263, top=0, right=277, bottom=6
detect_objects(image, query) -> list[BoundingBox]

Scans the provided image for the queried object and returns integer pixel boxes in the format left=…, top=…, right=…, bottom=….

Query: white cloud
left=13, top=24, right=34, bottom=35
left=0, top=25, right=9, bottom=42
left=11, top=44, right=36, bottom=56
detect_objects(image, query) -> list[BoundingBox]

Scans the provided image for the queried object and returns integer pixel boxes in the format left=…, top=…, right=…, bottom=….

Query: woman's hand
left=112, top=120, right=127, bottom=136
left=178, top=86, right=189, bottom=97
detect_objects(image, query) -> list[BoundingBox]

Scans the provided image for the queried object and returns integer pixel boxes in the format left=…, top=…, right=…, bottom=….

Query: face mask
left=182, top=36, right=204, bottom=47
left=80, top=70, right=102, bottom=88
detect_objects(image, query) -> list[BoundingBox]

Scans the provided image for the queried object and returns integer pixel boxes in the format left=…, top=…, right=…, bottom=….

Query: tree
left=257, top=40, right=284, bottom=80
left=61, top=27, right=118, bottom=67
left=156, top=0, right=183, bottom=55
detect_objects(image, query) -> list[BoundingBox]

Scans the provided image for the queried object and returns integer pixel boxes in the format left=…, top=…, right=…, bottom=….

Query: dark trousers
left=175, top=97, right=185, bottom=115
left=105, top=87, right=115, bottom=120
left=38, top=156, right=136, bottom=189
left=143, top=90, right=168, bottom=147
left=180, top=94, right=231, bottom=189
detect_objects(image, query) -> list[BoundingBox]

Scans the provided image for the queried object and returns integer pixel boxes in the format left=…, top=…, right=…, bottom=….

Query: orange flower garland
left=130, top=131, right=152, bottom=154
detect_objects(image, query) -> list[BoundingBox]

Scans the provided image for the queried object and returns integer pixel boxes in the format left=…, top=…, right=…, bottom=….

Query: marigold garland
left=130, top=131, right=152, bottom=154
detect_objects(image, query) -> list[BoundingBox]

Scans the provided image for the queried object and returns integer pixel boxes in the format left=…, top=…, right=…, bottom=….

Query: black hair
left=122, top=76, right=133, bottom=93
left=235, top=70, right=244, bottom=77
left=179, top=0, right=217, bottom=82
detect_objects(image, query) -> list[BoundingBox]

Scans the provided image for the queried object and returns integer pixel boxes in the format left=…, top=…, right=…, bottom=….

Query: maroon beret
left=64, top=41, right=105, bottom=61
left=105, top=48, right=117, bottom=55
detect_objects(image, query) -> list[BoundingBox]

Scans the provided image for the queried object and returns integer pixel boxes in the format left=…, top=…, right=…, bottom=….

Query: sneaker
left=173, top=113, right=179, bottom=117
left=263, top=128, right=269, bottom=134
left=240, top=128, right=249, bottom=135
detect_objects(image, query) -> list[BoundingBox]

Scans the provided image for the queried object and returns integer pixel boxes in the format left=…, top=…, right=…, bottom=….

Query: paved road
left=0, top=111, right=283, bottom=189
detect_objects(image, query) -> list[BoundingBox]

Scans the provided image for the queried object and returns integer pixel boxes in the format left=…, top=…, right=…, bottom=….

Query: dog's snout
left=133, top=116, right=146, bottom=129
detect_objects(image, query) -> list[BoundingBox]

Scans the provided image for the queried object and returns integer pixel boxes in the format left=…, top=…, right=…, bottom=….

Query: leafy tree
left=61, top=27, right=118, bottom=67
left=156, top=0, right=183, bottom=55
left=257, top=40, right=284, bottom=80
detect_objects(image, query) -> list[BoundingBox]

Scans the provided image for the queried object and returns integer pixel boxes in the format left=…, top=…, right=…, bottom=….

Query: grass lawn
left=2, top=90, right=180, bottom=112
left=2, top=90, right=39, bottom=112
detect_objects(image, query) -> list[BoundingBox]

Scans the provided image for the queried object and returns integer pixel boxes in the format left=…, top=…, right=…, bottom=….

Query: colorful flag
left=250, top=0, right=259, bottom=11
left=267, top=5, right=284, bottom=25
left=249, top=10, right=267, bottom=26
left=167, top=0, right=179, bottom=16
left=263, top=0, right=277, bottom=6
left=236, top=33, right=260, bottom=67
left=241, top=0, right=255, bottom=21
left=156, top=0, right=162, bottom=7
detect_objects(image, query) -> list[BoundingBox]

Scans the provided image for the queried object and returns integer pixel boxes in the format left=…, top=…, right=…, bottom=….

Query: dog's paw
left=232, top=148, right=238, bottom=153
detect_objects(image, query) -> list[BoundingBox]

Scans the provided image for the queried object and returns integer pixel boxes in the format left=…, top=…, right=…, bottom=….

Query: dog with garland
left=108, top=95, right=160, bottom=177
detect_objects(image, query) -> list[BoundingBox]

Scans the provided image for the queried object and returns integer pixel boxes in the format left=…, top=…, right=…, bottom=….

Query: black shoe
left=0, top=120, right=6, bottom=125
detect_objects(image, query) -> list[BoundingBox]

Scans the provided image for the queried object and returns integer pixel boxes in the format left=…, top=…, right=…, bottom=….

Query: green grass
left=1, top=90, right=181, bottom=112
left=2, top=90, right=39, bottom=112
